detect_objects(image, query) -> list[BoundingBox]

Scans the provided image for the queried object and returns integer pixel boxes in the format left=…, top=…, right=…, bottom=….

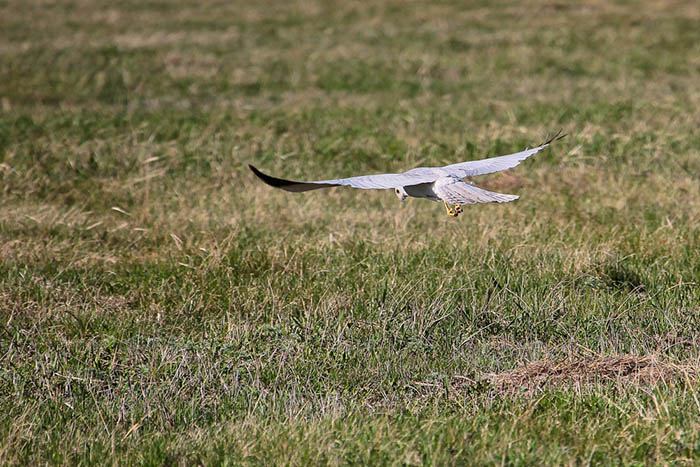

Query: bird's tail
left=442, top=181, right=519, bottom=205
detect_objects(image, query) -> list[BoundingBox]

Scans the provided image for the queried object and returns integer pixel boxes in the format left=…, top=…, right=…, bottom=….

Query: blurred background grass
left=2, top=0, right=700, bottom=464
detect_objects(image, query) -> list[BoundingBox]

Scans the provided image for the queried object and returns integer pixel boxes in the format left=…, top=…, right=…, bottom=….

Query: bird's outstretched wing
left=250, top=131, right=565, bottom=192
left=443, top=130, right=565, bottom=178
left=435, top=178, right=519, bottom=205
left=248, top=165, right=438, bottom=192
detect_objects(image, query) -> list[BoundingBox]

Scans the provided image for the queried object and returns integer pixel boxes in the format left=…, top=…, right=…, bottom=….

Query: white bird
left=250, top=131, right=565, bottom=217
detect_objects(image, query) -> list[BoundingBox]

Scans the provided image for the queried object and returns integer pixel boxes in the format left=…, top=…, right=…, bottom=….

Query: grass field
left=2, top=0, right=700, bottom=464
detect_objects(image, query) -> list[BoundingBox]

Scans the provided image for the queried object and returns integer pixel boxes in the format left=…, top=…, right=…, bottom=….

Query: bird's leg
left=443, top=201, right=458, bottom=217
left=454, top=205, right=463, bottom=215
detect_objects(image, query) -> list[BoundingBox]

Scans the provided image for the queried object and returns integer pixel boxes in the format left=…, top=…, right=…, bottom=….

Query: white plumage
left=250, top=131, right=564, bottom=217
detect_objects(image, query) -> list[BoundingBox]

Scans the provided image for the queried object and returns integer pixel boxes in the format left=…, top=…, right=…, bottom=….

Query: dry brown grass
left=489, top=355, right=700, bottom=395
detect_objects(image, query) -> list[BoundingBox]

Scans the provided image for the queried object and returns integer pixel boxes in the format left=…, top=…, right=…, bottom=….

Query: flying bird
left=250, top=131, right=565, bottom=217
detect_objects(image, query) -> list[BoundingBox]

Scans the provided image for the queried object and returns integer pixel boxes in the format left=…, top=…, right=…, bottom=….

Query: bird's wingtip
left=542, top=129, right=567, bottom=146
left=247, top=163, right=316, bottom=191
left=249, top=164, right=268, bottom=180
left=248, top=164, right=273, bottom=184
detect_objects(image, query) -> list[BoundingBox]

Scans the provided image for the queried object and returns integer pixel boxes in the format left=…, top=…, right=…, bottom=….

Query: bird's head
left=394, top=187, right=408, bottom=202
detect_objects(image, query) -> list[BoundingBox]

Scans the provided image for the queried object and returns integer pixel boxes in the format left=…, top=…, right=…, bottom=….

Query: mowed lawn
left=2, top=0, right=700, bottom=464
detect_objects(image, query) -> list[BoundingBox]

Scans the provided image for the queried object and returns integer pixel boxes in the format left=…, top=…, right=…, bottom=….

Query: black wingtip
left=248, top=164, right=272, bottom=185
left=248, top=163, right=321, bottom=192
left=249, top=164, right=263, bottom=178
left=248, top=163, right=288, bottom=188
left=542, top=129, right=567, bottom=146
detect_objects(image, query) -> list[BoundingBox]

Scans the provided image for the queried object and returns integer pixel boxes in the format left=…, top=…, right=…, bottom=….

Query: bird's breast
left=404, top=182, right=440, bottom=201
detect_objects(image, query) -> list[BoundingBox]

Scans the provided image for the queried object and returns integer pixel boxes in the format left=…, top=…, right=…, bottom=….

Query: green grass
left=2, top=0, right=700, bottom=464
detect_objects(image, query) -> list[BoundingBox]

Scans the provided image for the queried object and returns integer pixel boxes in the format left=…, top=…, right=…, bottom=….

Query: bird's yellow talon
left=443, top=200, right=461, bottom=217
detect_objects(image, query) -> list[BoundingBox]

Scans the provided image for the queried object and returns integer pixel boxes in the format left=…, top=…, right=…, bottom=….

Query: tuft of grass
left=488, top=354, right=699, bottom=394
left=2, top=0, right=700, bottom=464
